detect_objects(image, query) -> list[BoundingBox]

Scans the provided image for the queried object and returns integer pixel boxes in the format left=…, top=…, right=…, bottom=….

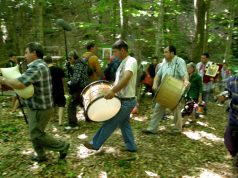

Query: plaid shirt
left=17, top=59, right=53, bottom=110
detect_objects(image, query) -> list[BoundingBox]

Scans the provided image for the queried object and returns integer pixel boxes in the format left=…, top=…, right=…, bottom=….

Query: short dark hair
left=202, top=52, right=209, bottom=58
left=152, top=56, right=158, bottom=60
left=68, top=50, right=79, bottom=60
left=168, top=45, right=176, bottom=55
left=112, top=39, right=128, bottom=52
left=44, top=55, right=53, bottom=64
left=86, top=42, right=95, bottom=51
left=26, top=42, right=44, bottom=59
left=8, top=51, right=17, bottom=57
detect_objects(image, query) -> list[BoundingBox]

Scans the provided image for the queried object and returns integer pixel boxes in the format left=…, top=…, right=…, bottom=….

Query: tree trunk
left=120, top=0, right=128, bottom=40
left=224, top=0, right=235, bottom=61
left=154, top=0, right=164, bottom=58
left=33, top=0, right=44, bottom=44
left=192, top=0, right=206, bottom=63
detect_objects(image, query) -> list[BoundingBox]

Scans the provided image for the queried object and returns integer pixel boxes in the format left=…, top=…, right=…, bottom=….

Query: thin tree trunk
left=224, top=0, right=235, bottom=61
left=34, top=0, right=44, bottom=44
left=192, top=0, right=206, bottom=63
left=155, top=0, right=164, bottom=57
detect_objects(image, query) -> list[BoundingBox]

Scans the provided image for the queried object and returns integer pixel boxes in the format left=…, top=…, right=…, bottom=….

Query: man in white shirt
left=84, top=40, right=137, bottom=152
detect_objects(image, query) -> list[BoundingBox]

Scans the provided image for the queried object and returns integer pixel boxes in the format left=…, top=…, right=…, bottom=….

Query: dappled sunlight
left=132, top=115, right=149, bottom=122
left=76, top=144, right=99, bottom=159
left=145, top=170, right=160, bottom=177
left=183, top=130, right=223, bottom=144
left=76, top=109, right=86, bottom=121
left=98, top=171, right=108, bottom=178
left=158, top=126, right=166, bottom=131
left=199, top=168, right=225, bottom=178
left=29, top=162, right=40, bottom=172
left=77, top=133, right=88, bottom=140
left=196, top=121, right=216, bottom=130
left=22, top=148, right=34, bottom=156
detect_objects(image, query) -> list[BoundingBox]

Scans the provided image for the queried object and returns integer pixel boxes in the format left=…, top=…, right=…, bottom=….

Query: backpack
left=104, top=58, right=121, bottom=82
left=82, top=54, right=95, bottom=76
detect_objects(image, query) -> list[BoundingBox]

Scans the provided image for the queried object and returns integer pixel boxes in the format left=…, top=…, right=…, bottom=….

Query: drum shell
left=0, top=65, right=34, bottom=99
left=155, top=75, right=185, bottom=110
left=81, top=80, right=121, bottom=122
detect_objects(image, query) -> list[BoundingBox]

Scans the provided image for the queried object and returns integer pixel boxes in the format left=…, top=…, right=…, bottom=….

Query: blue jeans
left=90, top=98, right=137, bottom=151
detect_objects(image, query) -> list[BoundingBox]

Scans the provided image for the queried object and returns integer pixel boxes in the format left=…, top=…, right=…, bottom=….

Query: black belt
left=119, top=97, right=135, bottom=101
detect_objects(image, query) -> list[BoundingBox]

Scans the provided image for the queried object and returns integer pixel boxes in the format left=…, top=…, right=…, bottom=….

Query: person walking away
left=83, top=39, right=137, bottom=152
left=0, top=42, right=70, bottom=162
left=82, top=42, right=102, bottom=82
left=44, top=55, right=66, bottom=126
left=65, top=50, right=90, bottom=130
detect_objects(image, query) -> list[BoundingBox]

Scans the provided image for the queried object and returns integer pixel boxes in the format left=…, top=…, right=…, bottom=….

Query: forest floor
left=0, top=93, right=237, bottom=178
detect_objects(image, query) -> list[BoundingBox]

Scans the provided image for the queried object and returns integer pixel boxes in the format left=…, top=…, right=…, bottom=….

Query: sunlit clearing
left=183, top=130, right=223, bottom=143
left=199, top=168, right=224, bottom=178
left=77, top=133, right=88, bottom=140
left=76, top=144, right=98, bottom=159
left=133, top=116, right=149, bottom=122
left=145, top=170, right=159, bottom=177
left=22, top=149, right=34, bottom=155
left=98, top=171, right=108, bottom=178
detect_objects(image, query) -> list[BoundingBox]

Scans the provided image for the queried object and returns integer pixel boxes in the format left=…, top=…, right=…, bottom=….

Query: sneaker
left=31, top=155, right=48, bottom=163
left=59, top=143, right=70, bottom=160
left=170, top=128, right=182, bottom=135
left=83, top=142, right=98, bottom=150
left=142, top=129, right=156, bottom=134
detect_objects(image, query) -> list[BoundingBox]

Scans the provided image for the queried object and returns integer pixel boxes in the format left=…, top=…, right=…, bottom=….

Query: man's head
left=163, top=45, right=176, bottom=62
left=112, top=39, right=128, bottom=60
left=44, top=55, right=53, bottom=64
left=201, top=52, right=209, bottom=64
left=86, top=42, right=96, bottom=53
left=152, top=56, right=158, bottom=65
left=8, top=51, right=17, bottom=63
left=68, top=50, right=79, bottom=65
left=25, top=42, right=44, bottom=64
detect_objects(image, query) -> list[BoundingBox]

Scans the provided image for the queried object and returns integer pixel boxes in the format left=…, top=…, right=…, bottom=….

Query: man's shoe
left=31, top=155, right=48, bottom=163
left=83, top=142, right=98, bottom=150
left=142, top=129, right=156, bottom=134
left=59, top=143, right=70, bottom=160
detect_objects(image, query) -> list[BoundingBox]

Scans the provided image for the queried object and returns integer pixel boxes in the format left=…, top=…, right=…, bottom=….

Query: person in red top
left=196, top=53, right=214, bottom=108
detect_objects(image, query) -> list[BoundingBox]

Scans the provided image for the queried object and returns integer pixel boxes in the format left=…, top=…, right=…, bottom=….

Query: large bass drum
left=155, top=75, right=185, bottom=110
left=81, top=80, right=121, bottom=122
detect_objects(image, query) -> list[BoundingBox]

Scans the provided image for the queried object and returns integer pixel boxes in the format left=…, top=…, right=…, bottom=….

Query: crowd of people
left=0, top=40, right=237, bottom=170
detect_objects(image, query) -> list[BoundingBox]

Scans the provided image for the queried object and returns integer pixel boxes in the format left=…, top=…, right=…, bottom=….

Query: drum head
left=87, top=97, right=121, bottom=122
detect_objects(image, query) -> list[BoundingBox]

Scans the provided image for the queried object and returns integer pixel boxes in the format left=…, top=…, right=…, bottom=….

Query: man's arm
left=0, top=77, right=26, bottom=89
left=104, top=70, right=133, bottom=99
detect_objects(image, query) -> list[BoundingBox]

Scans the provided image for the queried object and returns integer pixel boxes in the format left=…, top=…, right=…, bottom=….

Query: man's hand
left=104, top=90, right=115, bottom=99
left=184, top=80, right=190, bottom=89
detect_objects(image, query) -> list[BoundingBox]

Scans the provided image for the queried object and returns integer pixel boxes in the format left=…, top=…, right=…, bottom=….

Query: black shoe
left=142, top=129, right=156, bottom=134
left=59, top=143, right=70, bottom=160
left=83, top=142, right=98, bottom=150
left=31, top=155, right=48, bottom=163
